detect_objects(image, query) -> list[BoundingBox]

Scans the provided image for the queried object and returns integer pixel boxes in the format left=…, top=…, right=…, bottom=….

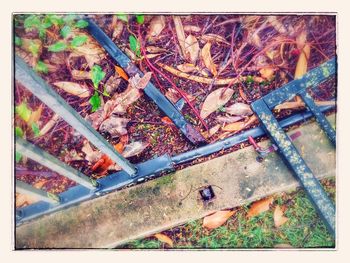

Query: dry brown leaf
left=201, top=42, right=217, bottom=76
left=260, top=67, right=275, bottom=81
left=274, top=101, right=305, bottom=110
left=165, top=88, right=181, bottom=103
left=200, top=34, right=230, bottom=45
left=184, top=25, right=201, bottom=33
left=53, top=81, right=90, bottom=98
left=99, top=116, right=130, bottom=138
left=82, top=140, right=103, bottom=163
left=28, top=104, right=43, bottom=125
left=203, top=210, right=236, bottom=230
left=154, top=233, right=174, bottom=247
left=216, top=115, right=244, bottom=124
left=39, top=114, right=60, bottom=136
left=122, top=141, right=149, bottom=158
left=274, top=243, right=294, bottom=248
left=147, top=16, right=166, bottom=40
left=71, top=40, right=106, bottom=68
left=129, top=72, right=153, bottom=90
left=274, top=205, right=289, bottom=227
left=105, top=74, right=122, bottom=95
left=173, top=16, right=187, bottom=58
left=225, top=103, right=253, bottom=116
left=71, top=70, right=91, bottom=80
left=146, top=53, right=162, bottom=59
left=247, top=197, right=274, bottom=218
left=85, top=108, right=105, bottom=129
left=222, top=121, right=246, bottom=132
left=294, top=44, right=311, bottom=79
left=184, top=34, right=200, bottom=64
left=177, top=63, right=198, bottom=73
left=115, top=65, right=129, bottom=81
left=146, top=46, right=167, bottom=53
left=200, top=88, right=234, bottom=119
left=112, top=21, right=124, bottom=39
left=201, top=124, right=221, bottom=139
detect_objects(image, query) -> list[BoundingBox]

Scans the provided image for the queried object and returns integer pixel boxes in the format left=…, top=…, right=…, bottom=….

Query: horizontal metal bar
left=16, top=180, right=59, bottom=204
left=251, top=99, right=335, bottom=236
left=299, top=89, right=336, bottom=145
left=85, top=18, right=206, bottom=145
left=15, top=55, right=137, bottom=176
left=16, top=105, right=335, bottom=225
left=262, top=58, right=336, bottom=109
left=16, top=154, right=174, bottom=225
left=16, top=137, right=96, bottom=190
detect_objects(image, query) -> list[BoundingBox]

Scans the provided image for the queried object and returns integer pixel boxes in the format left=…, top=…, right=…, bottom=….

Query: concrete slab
left=15, top=115, right=336, bottom=248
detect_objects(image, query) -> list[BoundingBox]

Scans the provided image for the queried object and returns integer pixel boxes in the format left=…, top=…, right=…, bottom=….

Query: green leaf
left=15, top=126, right=24, bottom=138
left=129, top=35, right=141, bottom=57
left=60, top=25, right=71, bottom=38
left=28, top=40, right=40, bottom=56
left=246, top=75, right=254, bottom=84
left=48, top=41, right=68, bottom=52
left=63, top=14, right=77, bottom=23
left=89, top=92, right=101, bottom=112
left=136, top=14, right=144, bottom=24
left=24, top=15, right=41, bottom=29
left=15, top=102, right=32, bottom=122
left=16, top=152, right=22, bottom=163
left=90, top=65, right=106, bottom=89
left=116, top=13, right=128, bottom=23
left=70, top=35, right=88, bottom=48
left=35, top=61, right=48, bottom=74
left=15, top=36, right=22, bottom=46
left=102, top=86, right=110, bottom=97
left=31, top=122, right=40, bottom=137
left=46, top=14, right=64, bottom=26
left=75, top=19, right=89, bottom=28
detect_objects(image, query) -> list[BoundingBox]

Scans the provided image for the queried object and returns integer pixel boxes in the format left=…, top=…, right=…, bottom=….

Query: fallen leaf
left=64, top=149, right=83, bottom=162
left=259, top=67, right=275, bottom=81
left=201, top=42, right=217, bottom=76
left=146, top=46, right=167, bottom=53
left=161, top=116, right=174, bottom=125
left=294, top=43, right=310, bottom=79
left=71, top=70, right=91, bottom=80
left=91, top=154, right=114, bottom=174
left=122, top=141, right=149, bottom=158
left=203, top=210, right=236, bottom=230
left=274, top=205, right=289, bottom=227
left=99, top=116, right=130, bottom=138
left=105, top=74, right=122, bottom=95
left=129, top=72, right=153, bottom=90
left=222, top=121, right=246, bottom=132
left=165, top=88, right=181, bottom=104
left=239, top=86, right=248, bottom=101
left=200, top=34, right=230, bottom=45
left=154, top=233, right=174, bottom=247
left=216, top=115, right=244, bottom=124
left=183, top=25, right=201, bottom=33
left=70, top=39, right=106, bottom=68
left=15, top=47, right=37, bottom=68
left=274, top=101, right=305, bottom=110
left=225, top=103, right=253, bottom=116
left=85, top=108, right=105, bottom=129
left=115, top=65, right=129, bottom=81
left=16, top=193, right=38, bottom=208
left=247, top=197, right=274, bottom=218
left=53, top=81, right=90, bottom=98
left=201, top=124, right=221, bottom=139
left=296, top=30, right=307, bottom=50
left=274, top=243, right=294, bottom=248
left=200, top=88, right=234, bottom=119
left=177, top=63, right=198, bottom=73
left=21, top=38, right=42, bottom=60
left=184, top=34, right=200, bottom=64
left=112, top=21, right=124, bottom=39
left=82, top=140, right=103, bottom=163
left=173, top=16, right=187, bottom=58
left=145, top=53, right=162, bottom=59
left=33, top=179, right=47, bottom=189
left=39, top=114, right=60, bottom=136
left=147, top=16, right=166, bottom=41
left=28, top=104, right=43, bottom=125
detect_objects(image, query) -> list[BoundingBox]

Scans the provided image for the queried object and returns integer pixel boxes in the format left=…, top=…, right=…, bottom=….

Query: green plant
left=35, top=61, right=48, bottom=74
left=129, top=35, right=141, bottom=57
left=88, top=65, right=106, bottom=112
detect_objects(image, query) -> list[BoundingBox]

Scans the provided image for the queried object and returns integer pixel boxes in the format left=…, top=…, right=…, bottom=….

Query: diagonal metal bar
left=16, top=137, right=97, bottom=190
left=262, top=58, right=336, bottom=109
left=251, top=100, right=335, bottom=236
left=15, top=55, right=137, bottom=176
left=16, top=180, right=60, bottom=204
left=299, top=89, right=336, bottom=145
left=84, top=18, right=206, bottom=145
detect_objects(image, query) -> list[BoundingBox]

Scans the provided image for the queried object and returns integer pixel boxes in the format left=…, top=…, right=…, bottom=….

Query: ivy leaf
left=16, top=152, right=22, bottom=163
left=89, top=92, right=101, bottom=112
left=45, top=14, right=64, bottom=26
left=24, top=15, right=41, bottom=29
left=75, top=19, right=89, bottom=28
left=90, top=65, right=106, bottom=89
left=60, top=25, right=71, bottom=38
left=31, top=123, right=40, bottom=137
left=15, top=36, right=22, bottom=46
left=136, top=14, right=144, bottom=24
left=70, top=35, right=88, bottom=48
left=129, top=35, right=140, bottom=57
left=35, top=61, right=48, bottom=74
left=116, top=13, right=128, bottom=23
left=15, top=102, right=32, bottom=122
left=15, top=126, right=24, bottom=138
left=48, top=41, right=68, bottom=52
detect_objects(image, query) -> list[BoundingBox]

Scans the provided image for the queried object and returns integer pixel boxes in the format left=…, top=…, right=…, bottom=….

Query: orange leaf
left=115, top=65, right=129, bottom=81
left=161, top=116, right=174, bottom=125
left=203, top=210, right=236, bottom=230
left=222, top=121, right=246, bottom=132
left=274, top=205, right=289, bottom=227
left=91, top=155, right=114, bottom=174
left=247, top=196, right=274, bottom=218
left=154, top=233, right=174, bottom=247
left=239, top=86, right=247, bottom=101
